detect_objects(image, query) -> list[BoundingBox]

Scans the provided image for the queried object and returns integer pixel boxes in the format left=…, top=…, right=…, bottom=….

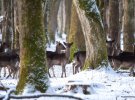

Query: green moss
left=16, top=67, right=28, bottom=94
left=16, top=0, right=48, bottom=94
left=83, top=39, right=107, bottom=70
left=70, top=43, right=78, bottom=61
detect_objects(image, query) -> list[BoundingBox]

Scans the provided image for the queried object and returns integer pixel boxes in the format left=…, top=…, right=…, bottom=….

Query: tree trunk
left=48, top=0, right=61, bottom=43
left=73, top=0, right=108, bottom=69
left=14, top=0, right=21, bottom=49
left=119, top=0, right=123, bottom=50
left=123, top=0, right=135, bottom=52
left=108, top=0, right=120, bottom=50
left=64, top=0, right=72, bottom=34
left=13, top=0, right=20, bottom=50
left=1, top=0, right=13, bottom=48
left=67, top=4, right=85, bottom=60
left=102, top=0, right=109, bottom=35
left=16, top=0, right=48, bottom=94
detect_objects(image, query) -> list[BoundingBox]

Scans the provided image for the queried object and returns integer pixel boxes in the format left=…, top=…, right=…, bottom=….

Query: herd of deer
left=48, top=40, right=135, bottom=77
left=0, top=39, right=135, bottom=79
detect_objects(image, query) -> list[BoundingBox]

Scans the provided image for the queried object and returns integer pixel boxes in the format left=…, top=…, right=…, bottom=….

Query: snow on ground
left=1, top=63, right=135, bottom=100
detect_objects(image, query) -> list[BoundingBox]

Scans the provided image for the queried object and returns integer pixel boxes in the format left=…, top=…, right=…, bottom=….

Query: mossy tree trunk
left=123, top=0, right=135, bottom=52
left=67, top=4, right=85, bottom=60
left=16, top=0, right=48, bottom=94
left=73, top=0, right=108, bottom=69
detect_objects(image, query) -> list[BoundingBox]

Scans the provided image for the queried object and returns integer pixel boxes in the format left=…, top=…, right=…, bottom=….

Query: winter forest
left=0, top=0, right=135, bottom=100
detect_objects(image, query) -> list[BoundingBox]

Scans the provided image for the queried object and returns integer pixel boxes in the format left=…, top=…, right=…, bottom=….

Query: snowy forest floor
left=0, top=63, right=135, bottom=100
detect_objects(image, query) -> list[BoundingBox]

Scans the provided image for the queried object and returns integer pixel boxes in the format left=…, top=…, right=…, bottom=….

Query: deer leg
left=3, top=67, right=6, bottom=77
left=129, top=66, right=135, bottom=76
left=72, top=62, right=76, bottom=74
left=61, top=67, right=64, bottom=78
left=0, top=67, right=1, bottom=77
left=74, top=65, right=77, bottom=74
left=48, top=68, right=51, bottom=78
left=6, top=65, right=12, bottom=79
left=75, top=64, right=80, bottom=74
left=61, top=65, right=66, bottom=78
left=13, top=68, right=18, bottom=79
left=74, top=64, right=78, bottom=74
left=52, top=66, right=55, bottom=77
left=14, top=66, right=19, bottom=79
left=64, top=65, right=66, bottom=77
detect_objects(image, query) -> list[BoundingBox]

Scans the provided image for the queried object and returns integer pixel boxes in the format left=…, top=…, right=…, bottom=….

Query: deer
left=0, top=42, right=9, bottom=52
left=0, top=51, right=20, bottom=78
left=108, top=55, right=135, bottom=76
left=46, top=41, right=66, bottom=77
left=106, top=39, right=135, bottom=76
left=72, top=51, right=86, bottom=74
left=47, top=42, right=73, bottom=78
left=0, top=42, right=20, bottom=78
left=5, top=49, right=20, bottom=79
left=0, top=42, right=10, bottom=77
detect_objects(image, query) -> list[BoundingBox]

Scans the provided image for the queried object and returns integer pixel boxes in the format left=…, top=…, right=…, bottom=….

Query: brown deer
left=0, top=51, right=20, bottom=78
left=106, top=39, right=135, bottom=76
left=108, top=55, right=135, bottom=76
left=0, top=42, right=10, bottom=77
left=47, top=42, right=73, bottom=78
left=46, top=41, right=66, bottom=77
left=0, top=42, right=9, bottom=52
left=72, top=51, right=86, bottom=74
left=6, top=60, right=20, bottom=79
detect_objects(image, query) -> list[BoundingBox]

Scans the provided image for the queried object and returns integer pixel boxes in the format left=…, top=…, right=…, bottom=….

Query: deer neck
left=65, top=48, right=70, bottom=60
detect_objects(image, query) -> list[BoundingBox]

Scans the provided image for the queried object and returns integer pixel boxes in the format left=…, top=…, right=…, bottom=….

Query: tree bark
left=67, top=4, right=85, bottom=60
left=64, top=0, right=72, bottom=34
left=108, top=0, right=120, bottom=50
left=1, top=0, right=13, bottom=48
left=102, top=0, right=109, bottom=35
left=48, top=0, right=61, bottom=43
left=73, top=0, right=108, bottom=69
left=16, top=0, right=48, bottom=94
left=123, top=0, right=135, bottom=52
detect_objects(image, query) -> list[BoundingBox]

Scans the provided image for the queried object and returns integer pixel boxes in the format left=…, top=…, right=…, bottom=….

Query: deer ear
left=112, top=39, right=115, bottom=42
left=56, top=41, right=59, bottom=44
left=63, top=42, right=67, bottom=46
left=56, top=41, right=61, bottom=45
